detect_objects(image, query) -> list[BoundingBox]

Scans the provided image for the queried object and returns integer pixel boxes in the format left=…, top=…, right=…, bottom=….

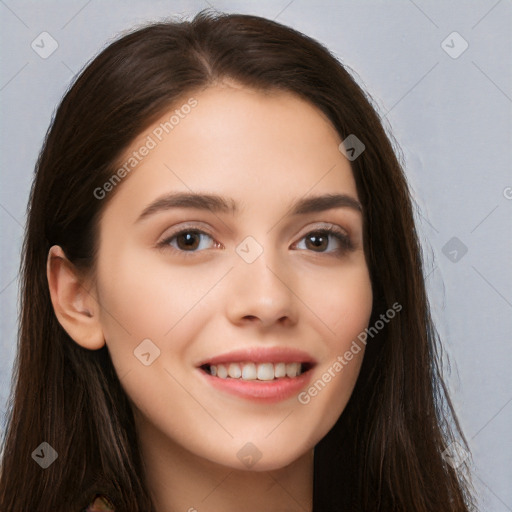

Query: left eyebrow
left=288, top=193, right=362, bottom=215
left=134, top=191, right=362, bottom=224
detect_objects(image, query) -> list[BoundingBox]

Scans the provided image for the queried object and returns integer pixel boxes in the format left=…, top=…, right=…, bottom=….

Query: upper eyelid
left=158, top=223, right=217, bottom=244
left=160, top=221, right=348, bottom=236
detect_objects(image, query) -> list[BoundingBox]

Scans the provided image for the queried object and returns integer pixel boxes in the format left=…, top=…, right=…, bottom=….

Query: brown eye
left=305, top=232, right=329, bottom=251
left=294, top=227, right=353, bottom=254
left=159, top=229, right=216, bottom=253
left=176, top=232, right=201, bottom=250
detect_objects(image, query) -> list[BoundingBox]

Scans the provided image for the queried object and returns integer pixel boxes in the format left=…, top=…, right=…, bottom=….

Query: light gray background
left=1, top=1, right=510, bottom=510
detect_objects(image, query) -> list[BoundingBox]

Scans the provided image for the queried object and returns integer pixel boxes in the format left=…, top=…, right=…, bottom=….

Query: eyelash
left=156, top=225, right=354, bottom=257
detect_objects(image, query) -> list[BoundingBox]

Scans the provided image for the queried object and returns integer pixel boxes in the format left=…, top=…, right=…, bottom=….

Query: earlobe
left=46, top=245, right=105, bottom=350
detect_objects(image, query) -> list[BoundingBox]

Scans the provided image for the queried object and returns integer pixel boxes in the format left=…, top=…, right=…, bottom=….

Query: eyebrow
left=135, top=191, right=362, bottom=223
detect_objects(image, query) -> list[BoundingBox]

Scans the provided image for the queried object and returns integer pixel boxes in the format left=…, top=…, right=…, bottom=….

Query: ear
left=46, top=245, right=105, bottom=350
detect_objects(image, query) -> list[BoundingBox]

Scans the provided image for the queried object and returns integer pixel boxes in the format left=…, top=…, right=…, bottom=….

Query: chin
left=217, top=445, right=311, bottom=473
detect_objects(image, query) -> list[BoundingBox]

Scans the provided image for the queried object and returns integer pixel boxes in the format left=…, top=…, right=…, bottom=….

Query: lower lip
left=198, top=368, right=314, bottom=403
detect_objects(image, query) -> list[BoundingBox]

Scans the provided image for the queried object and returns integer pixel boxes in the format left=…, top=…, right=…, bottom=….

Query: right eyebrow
left=135, top=192, right=238, bottom=223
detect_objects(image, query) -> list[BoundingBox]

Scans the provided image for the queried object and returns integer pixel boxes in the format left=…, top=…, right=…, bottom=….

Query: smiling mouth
left=200, top=362, right=315, bottom=381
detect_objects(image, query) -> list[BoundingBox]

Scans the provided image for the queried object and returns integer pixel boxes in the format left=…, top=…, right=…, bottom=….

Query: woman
left=0, top=9, right=475, bottom=511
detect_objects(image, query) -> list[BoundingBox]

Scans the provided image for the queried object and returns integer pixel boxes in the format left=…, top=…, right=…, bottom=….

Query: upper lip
left=196, top=347, right=317, bottom=367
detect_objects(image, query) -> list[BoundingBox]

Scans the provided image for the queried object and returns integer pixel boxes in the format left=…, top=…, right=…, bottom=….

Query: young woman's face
left=93, top=82, right=373, bottom=470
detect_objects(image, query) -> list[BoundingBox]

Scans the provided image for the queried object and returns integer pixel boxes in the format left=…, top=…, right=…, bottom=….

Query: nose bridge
left=227, top=236, right=298, bottom=326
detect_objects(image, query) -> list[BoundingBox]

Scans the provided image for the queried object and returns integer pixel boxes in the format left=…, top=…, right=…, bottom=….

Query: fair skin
left=47, top=82, right=373, bottom=512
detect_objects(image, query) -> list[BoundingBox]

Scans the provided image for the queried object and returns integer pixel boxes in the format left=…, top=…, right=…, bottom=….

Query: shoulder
left=82, top=494, right=115, bottom=511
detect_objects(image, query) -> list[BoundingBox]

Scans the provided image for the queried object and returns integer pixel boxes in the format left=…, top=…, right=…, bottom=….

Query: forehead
left=101, top=84, right=357, bottom=223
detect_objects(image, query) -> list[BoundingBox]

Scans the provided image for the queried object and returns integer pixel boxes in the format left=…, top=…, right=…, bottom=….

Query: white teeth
left=286, top=362, right=300, bottom=378
left=274, top=362, right=286, bottom=378
left=257, top=363, right=274, bottom=381
left=208, top=362, right=305, bottom=380
left=217, top=364, right=228, bottom=379
left=228, top=363, right=241, bottom=379
left=241, top=363, right=257, bottom=380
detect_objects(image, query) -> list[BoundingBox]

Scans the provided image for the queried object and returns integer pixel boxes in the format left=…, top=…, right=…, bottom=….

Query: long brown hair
left=0, top=9, right=475, bottom=511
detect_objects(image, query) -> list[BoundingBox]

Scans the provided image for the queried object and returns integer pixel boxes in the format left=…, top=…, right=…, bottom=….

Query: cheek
left=293, top=261, right=372, bottom=421
left=94, top=248, right=215, bottom=368
left=299, top=259, right=373, bottom=342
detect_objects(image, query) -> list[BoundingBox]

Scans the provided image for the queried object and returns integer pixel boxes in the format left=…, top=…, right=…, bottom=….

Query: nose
left=224, top=247, right=299, bottom=329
